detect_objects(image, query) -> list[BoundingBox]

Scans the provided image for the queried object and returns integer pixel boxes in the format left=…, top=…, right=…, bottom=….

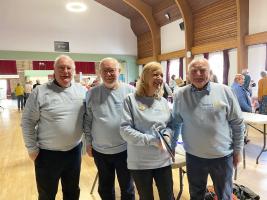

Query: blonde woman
left=120, top=62, right=177, bottom=200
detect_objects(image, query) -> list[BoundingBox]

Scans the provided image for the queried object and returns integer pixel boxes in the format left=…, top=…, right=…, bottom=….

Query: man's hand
left=86, top=145, right=93, bottom=157
left=29, top=151, right=39, bottom=161
left=233, top=152, right=242, bottom=168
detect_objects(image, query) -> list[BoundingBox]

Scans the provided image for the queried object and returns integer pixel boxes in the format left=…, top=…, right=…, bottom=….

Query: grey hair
left=260, top=71, right=267, bottom=77
left=188, top=58, right=210, bottom=71
left=54, top=55, right=75, bottom=69
left=99, top=57, right=120, bottom=71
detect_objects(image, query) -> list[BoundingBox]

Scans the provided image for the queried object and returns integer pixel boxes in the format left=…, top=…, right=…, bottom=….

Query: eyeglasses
left=57, top=65, right=73, bottom=72
left=102, top=69, right=117, bottom=75
left=190, top=68, right=208, bottom=74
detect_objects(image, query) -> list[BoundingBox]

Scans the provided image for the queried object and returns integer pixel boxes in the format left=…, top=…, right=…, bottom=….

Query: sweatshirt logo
left=138, top=103, right=147, bottom=111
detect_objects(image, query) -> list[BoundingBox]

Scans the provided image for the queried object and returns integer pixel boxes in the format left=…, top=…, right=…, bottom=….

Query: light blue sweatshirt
left=172, top=82, right=245, bottom=159
left=120, top=93, right=174, bottom=170
left=21, top=81, right=86, bottom=153
left=83, top=83, right=135, bottom=154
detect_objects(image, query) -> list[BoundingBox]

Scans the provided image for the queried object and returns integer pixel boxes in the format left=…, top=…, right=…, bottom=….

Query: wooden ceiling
left=94, top=0, right=232, bottom=61
left=95, top=0, right=220, bottom=35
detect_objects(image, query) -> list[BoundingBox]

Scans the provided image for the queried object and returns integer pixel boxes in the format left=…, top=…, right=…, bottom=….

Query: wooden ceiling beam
left=158, top=49, right=186, bottom=61
left=245, top=31, right=267, bottom=46
left=236, top=0, right=249, bottom=73
left=175, top=0, right=193, bottom=69
left=123, top=0, right=160, bottom=60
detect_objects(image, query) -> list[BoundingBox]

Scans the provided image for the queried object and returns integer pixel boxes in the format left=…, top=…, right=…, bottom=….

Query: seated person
left=231, top=74, right=252, bottom=112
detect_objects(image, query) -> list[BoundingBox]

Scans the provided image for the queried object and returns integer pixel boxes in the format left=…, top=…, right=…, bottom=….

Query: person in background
left=120, top=61, right=176, bottom=200
left=169, top=74, right=177, bottom=92
left=172, top=58, right=245, bottom=200
left=84, top=57, right=135, bottom=200
left=33, top=79, right=41, bottom=89
left=21, top=55, right=86, bottom=200
left=163, top=82, right=173, bottom=100
left=258, top=71, right=267, bottom=114
left=15, top=83, right=24, bottom=111
left=242, top=69, right=252, bottom=95
left=24, top=80, right=33, bottom=106
left=209, top=70, right=218, bottom=83
left=90, top=78, right=100, bottom=87
left=231, top=74, right=252, bottom=112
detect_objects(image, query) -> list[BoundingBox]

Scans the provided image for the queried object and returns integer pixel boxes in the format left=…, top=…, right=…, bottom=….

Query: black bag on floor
left=233, top=183, right=260, bottom=200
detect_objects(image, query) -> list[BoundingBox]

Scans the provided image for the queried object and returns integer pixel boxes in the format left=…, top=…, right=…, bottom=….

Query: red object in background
left=0, top=60, right=17, bottom=74
left=32, top=61, right=95, bottom=74
left=33, top=61, right=54, bottom=70
left=75, top=61, right=95, bottom=74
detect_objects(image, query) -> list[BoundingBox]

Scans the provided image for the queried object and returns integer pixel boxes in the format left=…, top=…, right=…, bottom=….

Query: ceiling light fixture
left=66, top=2, right=87, bottom=13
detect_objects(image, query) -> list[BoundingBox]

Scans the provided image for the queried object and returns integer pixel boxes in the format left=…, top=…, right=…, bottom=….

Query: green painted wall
left=0, top=50, right=139, bottom=82
left=24, top=70, right=54, bottom=77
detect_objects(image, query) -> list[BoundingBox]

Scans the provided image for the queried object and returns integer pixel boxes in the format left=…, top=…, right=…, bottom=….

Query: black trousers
left=34, top=143, right=82, bottom=200
left=130, top=165, right=174, bottom=200
left=92, top=149, right=135, bottom=200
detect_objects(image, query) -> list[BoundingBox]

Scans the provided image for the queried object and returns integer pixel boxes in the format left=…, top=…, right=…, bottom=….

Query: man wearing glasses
left=84, top=57, right=135, bottom=200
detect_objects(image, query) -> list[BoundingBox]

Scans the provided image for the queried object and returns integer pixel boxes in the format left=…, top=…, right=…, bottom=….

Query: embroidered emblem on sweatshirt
left=138, top=103, right=147, bottom=111
left=213, top=100, right=227, bottom=109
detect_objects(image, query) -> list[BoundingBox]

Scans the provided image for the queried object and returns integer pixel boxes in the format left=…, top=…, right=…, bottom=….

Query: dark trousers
left=92, top=149, right=135, bottom=200
left=24, top=93, right=30, bottom=106
left=34, top=143, right=82, bottom=200
left=186, top=153, right=233, bottom=200
left=17, top=95, right=24, bottom=109
left=259, top=96, right=267, bottom=115
left=130, top=165, right=174, bottom=200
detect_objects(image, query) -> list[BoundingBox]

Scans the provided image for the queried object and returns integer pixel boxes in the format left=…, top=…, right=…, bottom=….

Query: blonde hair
left=136, top=61, right=163, bottom=99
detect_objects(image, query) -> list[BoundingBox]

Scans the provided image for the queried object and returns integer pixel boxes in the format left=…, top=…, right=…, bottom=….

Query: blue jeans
left=34, top=143, right=82, bottom=200
left=259, top=96, right=267, bottom=115
left=186, top=153, right=233, bottom=200
left=92, top=149, right=135, bottom=200
left=17, top=95, right=24, bottom=109
left=130, top=165, right=174, bottom=200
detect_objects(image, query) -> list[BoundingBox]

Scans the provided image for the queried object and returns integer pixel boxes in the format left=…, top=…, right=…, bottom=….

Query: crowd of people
left=14, top=80, right=41, bottom=111
left=20, top=55, right=267, bottom=200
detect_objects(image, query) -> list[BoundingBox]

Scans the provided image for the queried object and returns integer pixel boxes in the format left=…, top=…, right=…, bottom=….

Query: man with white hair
left=22, top=55, right=86, bottom=200
left=84, top=57, right=135, bottom=200
left=231, top=74, right=252, bottom=112
left=172, top=58, right=245, bottom=200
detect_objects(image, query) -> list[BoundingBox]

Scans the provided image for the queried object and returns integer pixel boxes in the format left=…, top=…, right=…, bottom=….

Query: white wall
left=160, top=19, right=185, bottom=53
left=229, top=49, right=238, bottom=85
left=0, top=0, right=137, bottom=55
left=249, top=0, right=267, bottom=34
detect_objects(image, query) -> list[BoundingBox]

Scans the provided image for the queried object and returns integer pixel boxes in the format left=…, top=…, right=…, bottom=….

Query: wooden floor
left=0, top=99, right=267, bottom=200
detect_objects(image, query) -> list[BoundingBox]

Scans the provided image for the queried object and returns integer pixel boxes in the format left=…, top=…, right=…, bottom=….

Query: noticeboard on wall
left=54, top=41, right=69, bottom=52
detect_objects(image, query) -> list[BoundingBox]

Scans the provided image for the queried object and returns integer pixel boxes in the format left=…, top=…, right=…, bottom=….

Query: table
left=89, top=147, right=186, bottom=200
left=172, top=151, right=186, bottom=200
left=242, top=112, right=267, bottom=164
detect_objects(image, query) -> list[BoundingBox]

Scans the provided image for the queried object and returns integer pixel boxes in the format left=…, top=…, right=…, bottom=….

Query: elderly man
left=84, top=57, right=135, bottom=200
left=231, top=74, right=252, bottom=112
left=21, top=55, right=86, bottom=200
left=172, top=58, right=245, bottom=200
